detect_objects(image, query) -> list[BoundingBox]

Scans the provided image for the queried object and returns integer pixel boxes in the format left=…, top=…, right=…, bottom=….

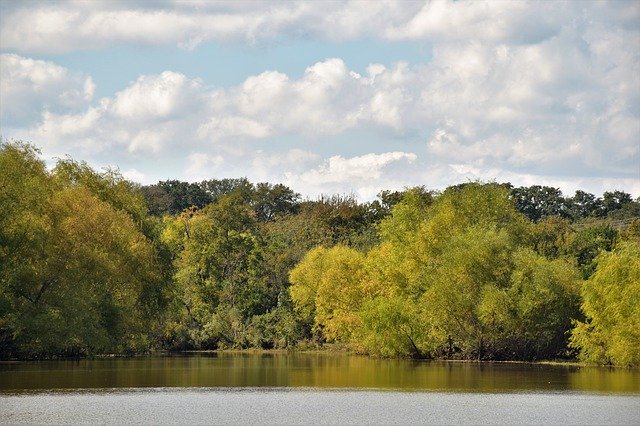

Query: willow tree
left=343, top=183, right=580, bottom=359
left=1, top=141, right=164, bottom=357
left=570, top=240, right=640, bottom=366
left=290, top=245, right=366, bottom=343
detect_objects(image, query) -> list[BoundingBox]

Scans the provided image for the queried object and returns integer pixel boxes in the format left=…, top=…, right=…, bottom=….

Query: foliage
left=290, top=245, right=366, bottom=341
left=2, top=140, right=637, bottom=364
left=567, top=224, right=617, bottom=279
left=290, top=183, right=583, bottom=361
left=570, top=241, right=640, bottom=367
left=0, top=141, right=167, bottom=358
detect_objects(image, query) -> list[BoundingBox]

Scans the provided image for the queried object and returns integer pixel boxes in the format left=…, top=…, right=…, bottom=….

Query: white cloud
left=28, top=70, right=206, bottom=156
left=121, top=168, right=146, bottom=183
left=386, top=0, right=563, bottom=44
left=0, top=54, right=94, bottom=126
left=0, top=1, right=423, bottom=53
left=110, top=71, right=203, bottom=121
left=0, top=1, right=583, bottom=54
left=185, top=152, right=225, bottom=181
left=1, top=2, right=638, bottom=199
left=278, top=152, right=419, bottom=200
left=298, top=152, right=417, bottom=184
left=129, top=130, right=164, bottom=154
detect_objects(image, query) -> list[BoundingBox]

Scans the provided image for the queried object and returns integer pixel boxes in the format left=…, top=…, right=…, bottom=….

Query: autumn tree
left=570, top=240, right=640, bottom=366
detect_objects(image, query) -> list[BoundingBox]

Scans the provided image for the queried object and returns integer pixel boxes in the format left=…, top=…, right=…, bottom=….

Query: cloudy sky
left=1, top=0, right=639, bottom=200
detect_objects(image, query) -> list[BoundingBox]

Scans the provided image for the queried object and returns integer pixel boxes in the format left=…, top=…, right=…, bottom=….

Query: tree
left=251, top=182, right=300, bottom=222
left=289, top=245, right=366, bottom=342
left=149, top=180, right=212, bottom=215
left=511, top=185, right=570, bottom=222
left=168, top=193, right=275, bottom=349
left=54, top=158, right=149, bottom=225
left=2, top=186, right=162, bottom=357
left=359, top=295, right=429, bottom=357
left=501, top=249, right=580, bottom=359
left=567, top=190, right=601, bottom=221
left=570, top=240, right=640, bottom=366
left=529, top=216, right=573, bottom=259
left=1, top=141, right=167, bottom=358
left=199, top=178, right=252, bottom=204
left=602, top=190, right=633, bottom=216
left=567, top=224, right=617, bottom=279
left=140, top=184, right=173, bottom=216
left=297, top=195, right=372, bottom=248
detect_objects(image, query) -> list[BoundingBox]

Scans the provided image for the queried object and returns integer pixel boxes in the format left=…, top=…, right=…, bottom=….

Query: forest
left=1, top=140, right=639, bottom=366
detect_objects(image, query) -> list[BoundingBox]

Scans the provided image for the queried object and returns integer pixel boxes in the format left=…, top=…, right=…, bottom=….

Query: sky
left=1, top=0, right=639, bottom=201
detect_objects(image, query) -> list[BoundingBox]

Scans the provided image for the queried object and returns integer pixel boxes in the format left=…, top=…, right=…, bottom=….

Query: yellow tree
left=290, top=245, right=366, bottom=342
left=570, top=240, right=640, bottom=366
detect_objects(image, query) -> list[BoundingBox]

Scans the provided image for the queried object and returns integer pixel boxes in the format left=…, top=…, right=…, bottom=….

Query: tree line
left=1, top=140, right=638, bottom=366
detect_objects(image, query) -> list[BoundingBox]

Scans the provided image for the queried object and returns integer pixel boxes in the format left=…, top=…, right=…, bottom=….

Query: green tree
left=567, top=224, right=617, bottom=279
left=1, top=141, right=167, bottom=358
left=289, top=245, right=366, bottom=342
left=601, top=190, right=633, bottom=217
left=359, top=295, right=429, bottom=357
left=511, top=185, right=570, bottom=222
left=567, top=190, right=601, bottom=221
left=570, top=240, right=640, bottom=366
left=168, top=193, right=275, bottom=349
left=251, top=182, right=300, bottom=222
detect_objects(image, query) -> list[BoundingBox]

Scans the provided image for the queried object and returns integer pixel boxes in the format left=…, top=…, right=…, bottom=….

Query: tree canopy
left=1, top=140, right=638, bottom=366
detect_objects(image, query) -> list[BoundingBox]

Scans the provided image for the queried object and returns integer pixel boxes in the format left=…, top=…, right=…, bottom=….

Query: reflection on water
left=0, top=352, right=639, bottom=393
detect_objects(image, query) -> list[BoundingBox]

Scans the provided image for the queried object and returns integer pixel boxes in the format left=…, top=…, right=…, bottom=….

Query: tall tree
left=511, top=185, right=570, bottom=222
left=570, top=240, right=640, bottom=366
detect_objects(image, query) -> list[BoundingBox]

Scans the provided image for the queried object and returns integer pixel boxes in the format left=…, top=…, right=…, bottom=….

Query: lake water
left=1, top=353, right=639, bottom=424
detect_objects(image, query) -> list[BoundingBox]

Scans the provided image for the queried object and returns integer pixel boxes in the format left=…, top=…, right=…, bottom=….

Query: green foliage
left=53, top=158, right=149, bottom=225
left=167, top=193, right=278, bottom=349
left=246, top=307, right=304, bottom=349
left=567, top=224, right=617, bottom=279
left=359, top=295, right=430, bottom=358
left=251, top=182, right=300, bottom=222
left=0, top=141, right=168, bottom=358
left=2, top=140, right=637, bottom=363
left=528, top=216, right=573, bottom=258
left=290, top=245, right=365, bottom=342
left=570, top=241, right=640, bottom=366
left=290, top=182, right=583, bottom=361
left=511, top=185, right=570, bottom=222
left=567, top=190, right=601, bottom=220
left=503, top=249, right=580, bottom=359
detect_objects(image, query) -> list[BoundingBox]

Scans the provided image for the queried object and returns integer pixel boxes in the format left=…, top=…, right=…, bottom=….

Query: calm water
left=1, top=353, right=639, bottom=424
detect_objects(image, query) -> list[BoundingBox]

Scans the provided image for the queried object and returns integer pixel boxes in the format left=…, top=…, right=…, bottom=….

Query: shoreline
left=0, top=347, right=627, bottom=369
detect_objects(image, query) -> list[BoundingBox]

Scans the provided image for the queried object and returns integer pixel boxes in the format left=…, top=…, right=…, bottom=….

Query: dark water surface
left=1, top=353, right=639, bottom=424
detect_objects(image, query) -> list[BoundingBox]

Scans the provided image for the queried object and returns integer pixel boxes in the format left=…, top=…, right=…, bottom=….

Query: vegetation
left=1, top=140, right=639, bottom=366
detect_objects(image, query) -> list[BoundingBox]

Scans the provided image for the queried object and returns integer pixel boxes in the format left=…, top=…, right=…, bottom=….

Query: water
left=1, top=353, right=639, bottom=424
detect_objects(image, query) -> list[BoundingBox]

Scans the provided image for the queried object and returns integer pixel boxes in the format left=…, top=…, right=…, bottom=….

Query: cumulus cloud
left=110, top=71, right=203, bottom=121
left=24, top=57, right=416, bottom=156
left=0, top=54, right=94, bottom=126
left=121, top=168, right=146, bottom=183
left=1, top=1, right=638, bottom=198
left=0, top=1, right=422, bottom=53
left=0, top=1, right=591, bottom=53
left=275, top=151, right=419, bottom=200
left=29, top=70, right=207, bottom=156
left=385, top=0, right=564, bottom=44
left=184, top=152, right=225, bottom=181
left=295, top=152, right=417, bottom=184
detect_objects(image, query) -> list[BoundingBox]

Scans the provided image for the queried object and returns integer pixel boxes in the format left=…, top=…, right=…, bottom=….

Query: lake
left=1, top=353, right=639, bottom=424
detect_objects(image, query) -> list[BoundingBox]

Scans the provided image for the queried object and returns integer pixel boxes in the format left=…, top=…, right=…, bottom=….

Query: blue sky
left=1, top=0, right=638, bottom=200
